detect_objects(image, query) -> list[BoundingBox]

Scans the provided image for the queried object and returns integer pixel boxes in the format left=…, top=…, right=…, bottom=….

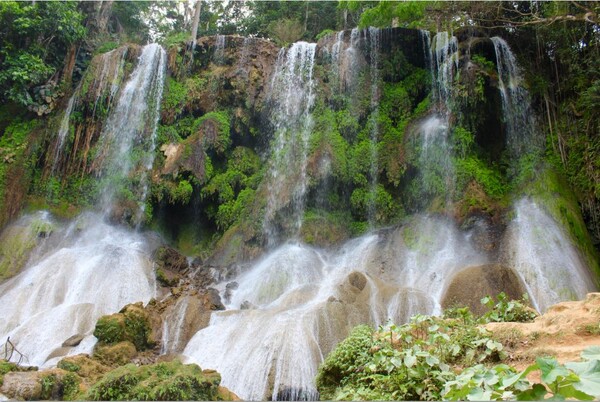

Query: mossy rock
left=39, top=370, right=82, bottom=401
left=85, top=360, right=232, bottom=401
left=1, top=368, right=81, bottom=401
left=0, top=218, right=48, bottom=281
left=0, top=359, right=20, bottom=387
left=155, top=246, right=189, bottom=273
left=93, top=314, right=126, bottom=345
left=93, top=342, right=136, bottom=367
left=57, top=354, right=111, bottom=384
left=156, top=267, right=180, bottom=287
left=299, top=210, right=351, bottom=247
left=93, top=303, right=156, bottom=351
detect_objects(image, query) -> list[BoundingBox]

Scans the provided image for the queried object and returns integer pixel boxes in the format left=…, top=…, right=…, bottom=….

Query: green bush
left=316, top=314, right=505, bottom=400
left=86, top=360, right=223, bottom=401
left=480, top=292, right=538, bottom=323
left=93, top=315, right=126, bottom=345
left=316, top=325, right=374, bottom=400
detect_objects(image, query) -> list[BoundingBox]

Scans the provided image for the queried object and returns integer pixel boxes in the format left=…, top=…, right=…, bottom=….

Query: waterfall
left=431, top=32, right=458, bottom=109
left=410, top=32, right=457, bottom=207
left=95, top=43, right=166, bottom=224
left=505, top=199, right=595, bottom=312
left=0, top=213, right=156, bottom=367
left=214, top=35, right=226, bottom=64
left=367, top=27, right=381, bottom=225
left=236, top=37, right=252, bottom=80
left=491, top=37, right=542, bottom=158
left=0, top=44, right=167, bottom=367
left=263, top=42, right=317, bottom=244
left=183, top=215, right=487, bottom=400
left=50, top=91, right=78, bottom=175
left=161, top=296, right=191, bottom=354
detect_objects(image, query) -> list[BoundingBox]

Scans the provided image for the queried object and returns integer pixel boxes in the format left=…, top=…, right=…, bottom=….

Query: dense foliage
left=316, top=296, right=600, bottom=401
left=0, top=0, right=598, bottom=257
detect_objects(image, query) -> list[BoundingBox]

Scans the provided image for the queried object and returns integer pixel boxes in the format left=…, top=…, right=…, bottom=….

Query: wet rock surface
left=442, top=264, right=526, bottom=315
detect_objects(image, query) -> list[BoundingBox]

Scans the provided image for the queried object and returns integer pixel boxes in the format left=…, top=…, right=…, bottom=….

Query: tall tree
left=190, top=0, right=201, bottom=43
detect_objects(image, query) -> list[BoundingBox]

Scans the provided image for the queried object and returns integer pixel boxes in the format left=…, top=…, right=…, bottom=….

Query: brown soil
left=487, top=292, right=600, bottom=381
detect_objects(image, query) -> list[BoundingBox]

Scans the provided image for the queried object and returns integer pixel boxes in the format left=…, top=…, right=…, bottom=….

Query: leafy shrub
left=480, top=292, right=538, bottom=323
left=316, top=29, right=335, bottom=41
left=316, top=325, right=374, bottom=400
left=317, top=316, right=505, bottom=400
left=444, top=347, right=600, bottom=401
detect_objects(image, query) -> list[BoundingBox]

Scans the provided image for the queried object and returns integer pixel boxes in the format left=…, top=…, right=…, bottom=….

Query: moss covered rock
left=93, top=303, right=156, bottom=352
left=57, top=354, right=111, bottom=384
left=85, top=360, right=232, bottom=401
left=93, top=341, right=137, bottom=367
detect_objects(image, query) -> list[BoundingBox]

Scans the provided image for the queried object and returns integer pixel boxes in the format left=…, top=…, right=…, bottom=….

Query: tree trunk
left=96, top=0, right=114, bottom=35
left=62, top=44, right=77, bottom=85
left=190, top=0, right=202, bottom=44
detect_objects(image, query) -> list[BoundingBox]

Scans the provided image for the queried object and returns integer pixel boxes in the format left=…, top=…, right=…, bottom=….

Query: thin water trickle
left=95, top=43, right=166, bottom=224
left=367, top=27, right=381, bottom=226
left=505, top=198, right=595, bottom=312
left=263, top=42, right=317, bottom=244
left=50, top=91, right=78, bottom=176
left=491, top=37, right=541, bottom=158
left=214, top=35, right=226, bottom=64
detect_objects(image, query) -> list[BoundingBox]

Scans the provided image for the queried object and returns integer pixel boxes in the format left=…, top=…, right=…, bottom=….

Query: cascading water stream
left=95, top=43, right=166, bottom=224
left=183, top=215, right=488, bottom=400
left=411, top=32, right=457, bottom=206
left=491, top=37, right=541, bottom=158
left=214, top=34, right=226, bottom=64
left=0, top=43, right=166, bottom=367
left=91, top=47, right=127, bottom=119
left=367, top=27, right=381, bottom=225
left=263, top=42, right=317, bottom=244
left=0, top=213, right=157, bottom=367
left=50, top=90, right=78, bottom=176
left=505, top=199, right=595, bottom=312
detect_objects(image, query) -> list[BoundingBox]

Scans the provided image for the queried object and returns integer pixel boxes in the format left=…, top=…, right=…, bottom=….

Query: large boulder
left=442, top=264, right=526, bottom=315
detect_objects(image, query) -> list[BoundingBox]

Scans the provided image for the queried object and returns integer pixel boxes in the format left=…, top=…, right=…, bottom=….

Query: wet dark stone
left=206, top=288, right=225, bottom=311
left=274, top=387, right=319, bottom=401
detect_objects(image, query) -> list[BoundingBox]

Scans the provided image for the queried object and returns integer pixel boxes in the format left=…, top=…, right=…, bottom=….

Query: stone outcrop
left=442, top=264, right=526, bottom=315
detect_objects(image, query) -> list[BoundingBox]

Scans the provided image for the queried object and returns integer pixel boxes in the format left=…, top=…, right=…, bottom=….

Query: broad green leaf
left=558, top=384, right=594, bottom=400
left=566, top=360, right=600, bottom=397
left=467, top=387, right=485, bottom=401
left=404, top=353, right=416, bottom=368
left=501, top=363, right=537, bottom=389
left=537, top=357, right=570, bottom=384
left=390, top=356, right=403, bottom=368
left=516, top=383, right=548, bottom=400
left=426, top=355, right=439, bottom=367
left=581, top=346, right=600, bottom=361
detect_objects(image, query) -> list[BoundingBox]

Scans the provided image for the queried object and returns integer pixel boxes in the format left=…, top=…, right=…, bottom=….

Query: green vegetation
left=479, top=293, right=538, bottom=323
left=0, top=2, right=85, bottom=109
left=93, top=306, right=154, bottom=352
left=0, top=360, right=19, bottom=386
left=315, top=295, right=600, bottom=401
left=86, top=360, right=224, bottom=401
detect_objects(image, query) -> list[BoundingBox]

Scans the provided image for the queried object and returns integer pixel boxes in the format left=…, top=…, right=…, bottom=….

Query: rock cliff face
left=0, top=27, right=599, bottom=401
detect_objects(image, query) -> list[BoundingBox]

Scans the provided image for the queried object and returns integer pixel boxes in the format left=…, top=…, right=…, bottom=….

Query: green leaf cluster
left=317, top=313, right=506, bottom=401
left=0, top=2, right=85, bottom=107
left=480, top=293, right=538, bottom=323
